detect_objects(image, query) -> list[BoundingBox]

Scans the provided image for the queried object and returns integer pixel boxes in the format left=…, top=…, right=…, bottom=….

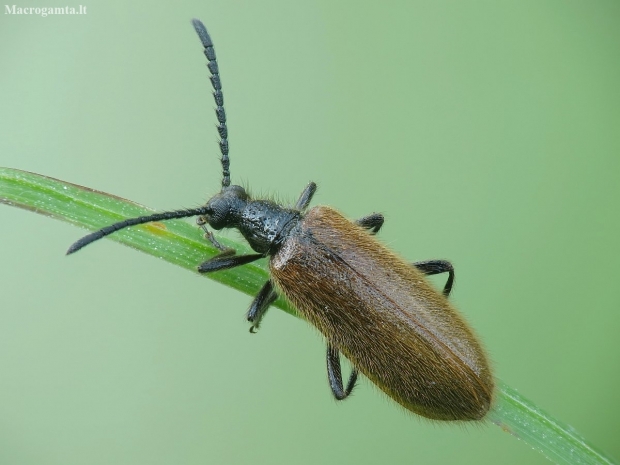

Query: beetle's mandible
left=67, top=19, right=494, bottom=421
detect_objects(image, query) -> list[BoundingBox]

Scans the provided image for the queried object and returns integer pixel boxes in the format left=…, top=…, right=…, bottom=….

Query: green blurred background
left=1, top=1, right=618, bottom=464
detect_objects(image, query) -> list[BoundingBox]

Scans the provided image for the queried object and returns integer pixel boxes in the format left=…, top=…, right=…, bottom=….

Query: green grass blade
left=490, top=380, right=615, bottom=464
left=0, top=167, right=296, bottom=317
left=0, top=166, right=615, bottom=465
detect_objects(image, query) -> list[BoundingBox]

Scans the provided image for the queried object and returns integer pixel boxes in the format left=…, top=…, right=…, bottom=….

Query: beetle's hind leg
left=356, top=213, right=384, bottom=235
left=326, top=343, right=358, bottom=400
left=413, top=259, right=455, bottom=297
left=247, top=280, right=278, bottom=333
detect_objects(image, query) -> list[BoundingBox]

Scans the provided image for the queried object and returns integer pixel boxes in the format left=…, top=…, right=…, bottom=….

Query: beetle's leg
left=356, top=213, right=384, bottom=235
left=198, top=252, right=263, bottom=273
left=413, top=259, right=455, bottom=297
left=247, top=280, right=278, bottom=333
left=196, top=217, right=257, bottom=273
left=326, top=343, right=358, bottom=400
left=197, top=217, right=235, bottom=254
left=294, top=182, right=317, bottom=210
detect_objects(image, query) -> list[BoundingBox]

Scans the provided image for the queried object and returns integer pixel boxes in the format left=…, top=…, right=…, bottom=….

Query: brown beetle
left=67, top=19, right=493, bottom=421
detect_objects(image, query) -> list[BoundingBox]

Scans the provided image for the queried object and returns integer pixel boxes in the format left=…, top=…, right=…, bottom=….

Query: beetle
left=67, top=19, right=494, bottom=421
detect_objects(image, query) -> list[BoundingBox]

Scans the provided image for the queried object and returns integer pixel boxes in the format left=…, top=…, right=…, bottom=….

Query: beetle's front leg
left=294, top=182, right=317, bottom=211
left=197, top=250, right=263, bottom=273
left=196, top=217, right=265, bottom=272
left=197, top=216, right=235, bottom=254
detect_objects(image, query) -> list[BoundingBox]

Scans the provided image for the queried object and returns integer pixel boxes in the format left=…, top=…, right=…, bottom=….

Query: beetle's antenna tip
left=192, top=19, right=231, bottom=190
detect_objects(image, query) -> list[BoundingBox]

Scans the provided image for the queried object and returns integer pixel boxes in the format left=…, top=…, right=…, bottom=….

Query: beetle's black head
left=200, top=184, right=300, bottom=255
left=201, top=185, right=248, bottom=230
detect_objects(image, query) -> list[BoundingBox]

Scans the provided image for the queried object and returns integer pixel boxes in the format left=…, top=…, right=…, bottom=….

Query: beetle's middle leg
left=246, top=280, right=278, bottom=333
left=356, top=213, right=384, bottom=235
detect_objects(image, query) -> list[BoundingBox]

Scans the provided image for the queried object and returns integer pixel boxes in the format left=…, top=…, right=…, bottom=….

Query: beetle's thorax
left=238, top=199, right=300, bottom=254
left=204, top=185, right=301, bottom=255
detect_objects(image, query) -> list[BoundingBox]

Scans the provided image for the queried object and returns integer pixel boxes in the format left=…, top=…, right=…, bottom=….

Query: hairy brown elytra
left=67, top=19, right=494, bottom=421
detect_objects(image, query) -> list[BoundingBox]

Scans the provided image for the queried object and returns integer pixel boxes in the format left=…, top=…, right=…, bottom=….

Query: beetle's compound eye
left=204, top=198, right=229, bottom=230
left=204, top=185, right=248, bottom=230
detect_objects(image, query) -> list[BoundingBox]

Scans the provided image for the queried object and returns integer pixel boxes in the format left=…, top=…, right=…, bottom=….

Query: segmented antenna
left=192, top=19, right=230, bottom=189
left=66, top=21, right=228, bottom=255
left=66, top=207, right=211, bottom=255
